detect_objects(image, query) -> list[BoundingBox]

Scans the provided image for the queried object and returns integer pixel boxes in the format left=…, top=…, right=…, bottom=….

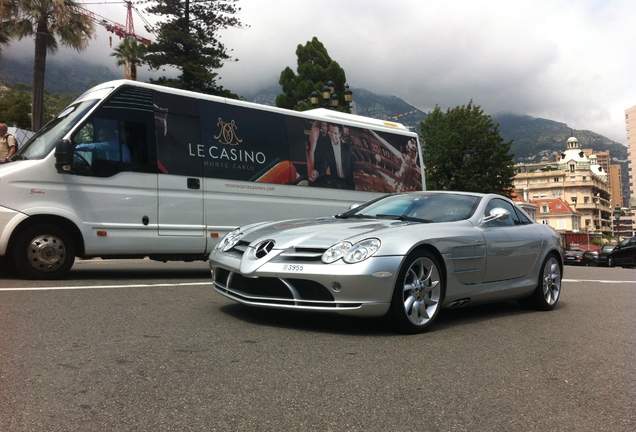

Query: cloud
left=4, top=0, right=635, bottom=143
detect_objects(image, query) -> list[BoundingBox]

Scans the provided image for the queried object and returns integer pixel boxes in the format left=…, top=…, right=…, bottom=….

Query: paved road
left=1, top=260, right=634, bottom=431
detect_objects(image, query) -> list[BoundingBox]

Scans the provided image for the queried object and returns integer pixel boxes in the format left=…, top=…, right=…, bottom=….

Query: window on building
left=553, top=177, right=560, bottom=182
left=569, top=165, right=575, bottom=172
left=584, top=197, right=589, bottom=204
left=542, top=205, right=548, bottom=213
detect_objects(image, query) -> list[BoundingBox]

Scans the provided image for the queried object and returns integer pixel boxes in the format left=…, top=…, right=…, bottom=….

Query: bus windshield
left=15, top=99, right=101, bottom=160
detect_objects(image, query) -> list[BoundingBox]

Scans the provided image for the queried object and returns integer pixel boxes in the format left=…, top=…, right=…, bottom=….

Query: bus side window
left=124, top=122, right=149, bottom=166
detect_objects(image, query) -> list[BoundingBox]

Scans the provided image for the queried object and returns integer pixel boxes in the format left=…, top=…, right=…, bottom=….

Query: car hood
left=240, top=217, right=426, bottom=249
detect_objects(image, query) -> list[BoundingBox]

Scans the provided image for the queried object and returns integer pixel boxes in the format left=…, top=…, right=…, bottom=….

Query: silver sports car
left=210, top=191, right=563, bottom=333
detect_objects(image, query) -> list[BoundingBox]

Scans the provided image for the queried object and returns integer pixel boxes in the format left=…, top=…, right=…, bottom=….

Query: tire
left=520, top=254, right=561, bottom=311
left=12, top=224, right=76, bottom=280
left=607, top=256, right=614, bottom=268
left=388, top=250, right=444, bottom=334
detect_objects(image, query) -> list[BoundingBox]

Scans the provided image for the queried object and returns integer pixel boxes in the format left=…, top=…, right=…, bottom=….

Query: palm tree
left=0, top=0, right=18, bottom=56
left=110, top=38, right=147, bottom=81
left=10, top=0, right=94, bottom=131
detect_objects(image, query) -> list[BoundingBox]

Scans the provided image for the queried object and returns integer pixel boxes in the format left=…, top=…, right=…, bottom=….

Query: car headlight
left=322, top=238, right=381, bottom=264
left=216, top=229, right=243, bottom=252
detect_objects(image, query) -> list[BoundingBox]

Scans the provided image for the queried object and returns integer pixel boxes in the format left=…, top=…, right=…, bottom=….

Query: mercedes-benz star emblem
left=254, top=240, right=275, bottom=259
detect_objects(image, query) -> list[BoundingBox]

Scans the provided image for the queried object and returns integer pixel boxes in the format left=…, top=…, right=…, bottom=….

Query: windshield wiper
left=336, top=213, right=377, bottom=219
left=375, top=214, right=433, bottom=223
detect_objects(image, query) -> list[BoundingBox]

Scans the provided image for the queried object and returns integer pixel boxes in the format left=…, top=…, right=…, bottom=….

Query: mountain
left=3, top=56, right=625, bottom=162
left=242, top=85, right=630, bottom=203
left=242, top=85, right=628, bottom=161
left=0, top=57, right=119, bottom=94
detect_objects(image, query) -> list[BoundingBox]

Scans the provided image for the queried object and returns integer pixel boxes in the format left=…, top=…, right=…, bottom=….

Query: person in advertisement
left=309, top=123, right=355, bottom=189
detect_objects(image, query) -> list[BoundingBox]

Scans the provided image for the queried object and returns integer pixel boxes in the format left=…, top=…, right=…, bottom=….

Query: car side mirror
left=54, top=138, right=74, bottom=173
left=482, top=207, right=510, bottom=224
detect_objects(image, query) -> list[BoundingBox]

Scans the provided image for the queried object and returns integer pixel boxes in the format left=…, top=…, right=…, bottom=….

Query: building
left=626, top=105, right=636, bottom=207
left=514, top=136, right=612, bottom=236
left=531, top=198, right=581, bottom=231
left=609, top=165, right=623, bottom=211
left=613, top=207, right=634, bottom=240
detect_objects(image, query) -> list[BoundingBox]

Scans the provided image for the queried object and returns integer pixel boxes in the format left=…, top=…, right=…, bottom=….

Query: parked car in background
left=582, top=250, right=598, bottom=266
left=607, top=237, right=636, bottom=268
left=564, top=250, right=585, bottom=266
left=210, top=191, right=564, bottom=333
left=597, top=243, right=617, bottom=267
left=582, top=243, right=616, bottom=267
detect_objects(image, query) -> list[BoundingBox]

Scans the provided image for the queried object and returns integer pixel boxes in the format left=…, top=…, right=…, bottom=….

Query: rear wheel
left=12, top=224, right=76, bottom=280
left=388, top=250, right=444, bottom=334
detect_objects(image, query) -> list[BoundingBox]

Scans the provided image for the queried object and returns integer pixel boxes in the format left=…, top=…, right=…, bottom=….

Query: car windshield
left=339, top=193, right=481, bottom=223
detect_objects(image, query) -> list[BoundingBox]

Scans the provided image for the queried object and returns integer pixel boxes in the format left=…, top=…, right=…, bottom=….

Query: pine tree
left=276, top=37, right=349, bottom=112
left=144, top=0, right=246, bottom=96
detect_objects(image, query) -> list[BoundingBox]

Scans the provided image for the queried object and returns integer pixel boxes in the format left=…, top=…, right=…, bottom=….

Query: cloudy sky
left=6, top=0, right=635, bottom=144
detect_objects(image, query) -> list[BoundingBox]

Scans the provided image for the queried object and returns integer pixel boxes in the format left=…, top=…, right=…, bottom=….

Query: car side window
left=484, top=198, right=520, bottom=227
left=514, top=207, right=533, bottom=224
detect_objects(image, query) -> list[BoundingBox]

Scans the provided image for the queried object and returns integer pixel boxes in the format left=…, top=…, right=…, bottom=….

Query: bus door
left=154, top=93, right=206, bottom=245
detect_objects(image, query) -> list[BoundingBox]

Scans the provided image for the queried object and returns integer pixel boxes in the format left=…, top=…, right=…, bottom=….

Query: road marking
left=563, top=279, right=636, bottom=284
left=0, top=282, right=211, bottom=291
left=1, top=279, right=634, bottom=292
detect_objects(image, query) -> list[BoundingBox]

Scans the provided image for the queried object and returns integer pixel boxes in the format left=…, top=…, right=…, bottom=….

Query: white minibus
left=0, top=80, right=424, bottom=279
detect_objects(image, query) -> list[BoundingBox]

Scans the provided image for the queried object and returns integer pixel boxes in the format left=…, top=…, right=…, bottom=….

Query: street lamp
left=613, top=205, right=621, bottom=241
left=310, top=81, right=353, bottom=111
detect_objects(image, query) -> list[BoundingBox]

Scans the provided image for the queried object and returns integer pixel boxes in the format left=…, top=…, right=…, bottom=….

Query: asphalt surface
left=0, top=259, right=634, bottom=431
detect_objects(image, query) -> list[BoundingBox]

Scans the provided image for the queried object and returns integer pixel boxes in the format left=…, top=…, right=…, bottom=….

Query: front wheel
left=388, top=250, right=444, bottom=334
left=12, top=224, right=76, bottom=280
left=607, top=256, right=615, bottom=268
left=520, top=254, right=562, bottom=311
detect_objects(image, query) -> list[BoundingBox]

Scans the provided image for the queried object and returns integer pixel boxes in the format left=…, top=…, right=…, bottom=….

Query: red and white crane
left=79, top=1, right=152, bottom=46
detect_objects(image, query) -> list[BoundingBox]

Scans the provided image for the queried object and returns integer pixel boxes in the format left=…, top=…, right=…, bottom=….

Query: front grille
left=278, top=247, right=325, bottom=261
left=213, top=267, right=335, bottom=305
left=230, top=273, right=294, bottom=299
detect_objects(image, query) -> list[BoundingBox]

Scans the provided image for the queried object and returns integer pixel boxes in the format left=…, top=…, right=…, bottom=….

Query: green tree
left=0, top=81, right=76, bottom=130
left=276, top=37, right=349, bottom=112
left=144, top=0, right=245, bottom=96
left=7, top=0, right=94, bottom=131
left=0, top=85, right=31, bottom=128
left=420, top=101, right=516, bottom=195
left=110, top=38, right=147, bottom=80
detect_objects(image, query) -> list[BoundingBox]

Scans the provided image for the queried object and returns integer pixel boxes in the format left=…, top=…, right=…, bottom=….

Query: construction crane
left=79, top=1, right=152, bottom=46
left=388, top=109, right=421, bottom=122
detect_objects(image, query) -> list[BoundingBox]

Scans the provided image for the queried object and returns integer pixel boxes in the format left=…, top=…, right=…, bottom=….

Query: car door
left=614, top=237, right=636, bottom=266
left=480, top=198, right=543, bottom=282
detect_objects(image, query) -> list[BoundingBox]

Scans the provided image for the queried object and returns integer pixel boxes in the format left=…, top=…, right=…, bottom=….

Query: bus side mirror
left=54, top=139, right=74, bottom=173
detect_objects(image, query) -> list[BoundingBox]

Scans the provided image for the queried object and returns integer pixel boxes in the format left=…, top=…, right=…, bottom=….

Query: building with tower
left=514, top=136, right=611, bottom=237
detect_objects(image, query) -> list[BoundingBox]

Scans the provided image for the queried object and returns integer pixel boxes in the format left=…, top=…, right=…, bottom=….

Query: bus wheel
left=12, top=224, right=76, bottom=280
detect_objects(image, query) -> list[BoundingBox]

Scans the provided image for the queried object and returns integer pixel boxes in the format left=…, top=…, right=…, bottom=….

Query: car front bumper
left=210, top=255, right=404, bottom=317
